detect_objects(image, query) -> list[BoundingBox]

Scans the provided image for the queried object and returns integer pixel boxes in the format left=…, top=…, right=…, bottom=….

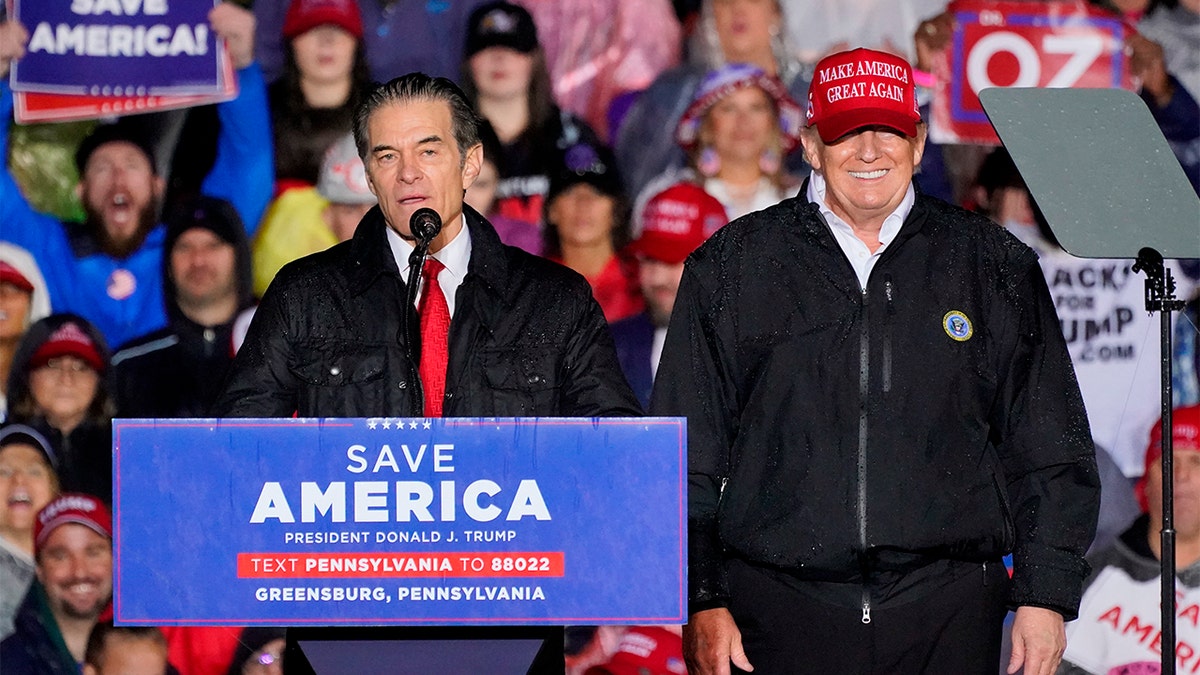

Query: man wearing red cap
left=1060, top=405, right=1200, bottom=674
left=653, top=47, right=1099, bottom=674
left=0, top=493, right=113, bottom=675
left=612, top=182, right=728, bottom=409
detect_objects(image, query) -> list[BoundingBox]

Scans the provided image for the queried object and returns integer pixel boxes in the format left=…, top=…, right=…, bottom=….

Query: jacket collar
left=347, top=206, right=402, bottom=295
left=795, top=175, right=929, bottom=245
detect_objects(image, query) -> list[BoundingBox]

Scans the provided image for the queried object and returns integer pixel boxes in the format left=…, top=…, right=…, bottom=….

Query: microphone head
left=409, top=208, right=442, bottom=243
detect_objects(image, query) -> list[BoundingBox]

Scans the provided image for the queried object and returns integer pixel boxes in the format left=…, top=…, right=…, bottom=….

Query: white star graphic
left=409, top=421, right=419, bottom=429
left=367, top=419, right=378, bottom=430
left=422, top=421, right=432, bottom=430
left=382, top=419, right=392, bottom=429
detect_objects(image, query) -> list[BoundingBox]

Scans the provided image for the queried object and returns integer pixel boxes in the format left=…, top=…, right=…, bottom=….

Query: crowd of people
left=0, top=0, right=1197, bottom=673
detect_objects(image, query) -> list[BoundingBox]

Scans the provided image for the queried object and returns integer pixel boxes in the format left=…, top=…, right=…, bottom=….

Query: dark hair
left=84, top=623, right=167, bottom=667
left=353, top=73, right=483, bottom=165
left=541, top=189, right=633, bottom=260
left=459, top=47, right=557, bottom=141
left=7, top=314, right=115, bottom=426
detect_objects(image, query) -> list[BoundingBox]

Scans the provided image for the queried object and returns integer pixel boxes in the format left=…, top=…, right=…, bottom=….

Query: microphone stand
left=1131, top=246, right=1186, bottom=675
left=403, top=237, right=434, bottom=414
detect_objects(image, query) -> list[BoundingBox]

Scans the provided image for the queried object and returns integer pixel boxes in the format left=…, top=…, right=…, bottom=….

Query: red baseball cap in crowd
left=0, top=261, right=34, bottom=293
left=1136, top=404, right=1200, bottom=512
left=283, top=0, right=364, bottom=40
left=584, top=627, right=687, bottom=675
left=30, top=320, right=106, bottom=373
left=628, top=183, right=728, bottom=265
left=34, top=493, right=113, bottom=553
left=806, top=47, right=921, bottom=143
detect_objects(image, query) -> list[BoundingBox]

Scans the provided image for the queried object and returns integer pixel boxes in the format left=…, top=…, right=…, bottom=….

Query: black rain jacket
left=213, top=205, right=640, bottom=418
left=652, top=184, right=1100, bottom=619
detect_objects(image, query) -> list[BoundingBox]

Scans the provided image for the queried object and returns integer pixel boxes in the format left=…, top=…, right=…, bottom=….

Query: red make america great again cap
left=806, top=48, right=921, bottom=143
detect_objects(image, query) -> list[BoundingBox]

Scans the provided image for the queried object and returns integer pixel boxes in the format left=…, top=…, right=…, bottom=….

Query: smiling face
left=363, top=99, right=482, bottom=251
left=0, top=443, right=57, bottom=543
left=37, top=522, right=113, bottom=621
left=801, top=124, right=925, bottom=229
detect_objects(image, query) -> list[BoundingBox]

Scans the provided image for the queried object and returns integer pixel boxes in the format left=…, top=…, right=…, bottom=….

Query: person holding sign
left=653, top=47, right=1100, bottom=675
left=0, top=4, right=273, bottom=349
left=1058, top=404, right=1200, bottom=674
left=215, top=72, right=639, bottom=420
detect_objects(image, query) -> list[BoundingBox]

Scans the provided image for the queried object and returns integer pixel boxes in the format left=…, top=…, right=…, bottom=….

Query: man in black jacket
left=213, top=73, right=639, bottom=420
left=653, top=47, right=1100, bottom=675
left=112, top=196, right=255, bottom=418
left=212, top=73, right=639, bottom=674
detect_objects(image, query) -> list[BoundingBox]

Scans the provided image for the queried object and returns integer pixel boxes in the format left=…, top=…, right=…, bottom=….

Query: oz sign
left=931, top=0, right=1133, bottom=145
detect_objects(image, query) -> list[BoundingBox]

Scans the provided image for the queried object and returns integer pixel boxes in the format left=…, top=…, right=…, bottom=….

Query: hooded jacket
left=112, top=196, right=256, bottom=418
left=6, top=314, right=113, bottom=504
left=652, top=184, right=1100, bottom=619
left=213, top=205, right=640, bottom=418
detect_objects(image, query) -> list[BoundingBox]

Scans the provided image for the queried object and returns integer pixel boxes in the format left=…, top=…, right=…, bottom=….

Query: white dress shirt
left=806, top=171, right=915, bottom=291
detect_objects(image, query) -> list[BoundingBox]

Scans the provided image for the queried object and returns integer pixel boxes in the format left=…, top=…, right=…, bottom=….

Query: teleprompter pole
left=1131, top=247, right=1186, bottom=675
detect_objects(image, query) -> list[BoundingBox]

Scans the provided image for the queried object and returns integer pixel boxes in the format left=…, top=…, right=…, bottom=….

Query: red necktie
left=418, top=258, right=450, bottom=417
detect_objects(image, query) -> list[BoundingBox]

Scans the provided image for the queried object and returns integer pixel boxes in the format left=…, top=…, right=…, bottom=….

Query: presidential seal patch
left=943, top=311, right=972, bottom=342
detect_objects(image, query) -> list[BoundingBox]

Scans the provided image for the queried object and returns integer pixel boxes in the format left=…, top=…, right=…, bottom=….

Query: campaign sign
left=113, top=417, right=686, bottom=626
left=11, top=0, right=223, bottom=96
left=14, top=48, right=235, bottom=123
left=930, top=0, right=1133, bottom=145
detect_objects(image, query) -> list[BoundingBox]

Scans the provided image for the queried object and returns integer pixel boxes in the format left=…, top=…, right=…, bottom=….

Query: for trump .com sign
left=113, top=418, right=685, bottom=626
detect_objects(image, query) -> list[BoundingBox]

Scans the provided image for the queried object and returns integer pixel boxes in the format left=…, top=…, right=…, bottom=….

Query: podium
left=112, top=417, right=686, bottom=674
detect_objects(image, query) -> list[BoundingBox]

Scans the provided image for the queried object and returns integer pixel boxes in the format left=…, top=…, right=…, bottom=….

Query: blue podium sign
left=113, top=417, right=685, bottom=626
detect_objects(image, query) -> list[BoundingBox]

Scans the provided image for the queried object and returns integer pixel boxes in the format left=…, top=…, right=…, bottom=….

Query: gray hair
left=353, top=73, right=484, bottom=166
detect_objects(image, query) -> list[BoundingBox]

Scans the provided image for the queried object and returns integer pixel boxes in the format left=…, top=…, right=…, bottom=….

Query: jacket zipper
left=858, top=285, right=871, bottom=624
left=882, top=276, right=894, bottom=394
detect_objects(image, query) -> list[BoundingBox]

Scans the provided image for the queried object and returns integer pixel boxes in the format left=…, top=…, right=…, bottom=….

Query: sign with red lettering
left=1063, top=566, right=1200, bottom=672
left=113, top=417, right=686, bottom=626
left=930, top=0, right=1134, bottom=145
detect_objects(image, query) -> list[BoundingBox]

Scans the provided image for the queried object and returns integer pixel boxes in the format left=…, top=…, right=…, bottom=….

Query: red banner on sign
left=13, top=45, right=236, bottom=124
left=237, top=552, right=567, bottom=578
left=930, top=0, right=1134, bottom=145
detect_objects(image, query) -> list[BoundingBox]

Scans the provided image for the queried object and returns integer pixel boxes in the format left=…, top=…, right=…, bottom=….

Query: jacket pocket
left=289, top=341, right=386, bottom=386
left=480, top=348, right=560, bottom=415
left=990, top=471, right=1016, bottom=553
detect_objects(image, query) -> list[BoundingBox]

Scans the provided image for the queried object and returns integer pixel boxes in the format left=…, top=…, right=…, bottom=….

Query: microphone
left=409, top=208, right=442, bottom=246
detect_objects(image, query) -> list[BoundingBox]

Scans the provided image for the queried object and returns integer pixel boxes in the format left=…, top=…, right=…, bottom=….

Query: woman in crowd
left=269, top=0, right=372, bottom=191
left=0, top=245, right=50, bottom=423
left=642, top=63, right=802, bottom=222
left=543, top=142, right=643, bottom=323
left=0, top=424, right=58, bottom=640
left=460, top=0, right=604, bottom=234
left=6, top=314, right=113, bottom=504
left=614, top=0, right=809, bottom=198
